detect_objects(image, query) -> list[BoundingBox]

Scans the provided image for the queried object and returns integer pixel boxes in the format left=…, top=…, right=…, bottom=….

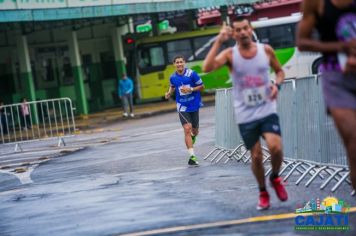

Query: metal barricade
left=205, top=88, right=267, bottom=164
left=0, top=98, right=76, bottom=152
left=210, top=76, right=352, bottom=194
left=285, top=76, right=349, bottom=192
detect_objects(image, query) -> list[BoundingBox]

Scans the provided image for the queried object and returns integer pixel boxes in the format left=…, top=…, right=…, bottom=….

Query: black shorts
left=179, top=111, right=199, bottom=128
left=238, top=113, right=281, bottom=150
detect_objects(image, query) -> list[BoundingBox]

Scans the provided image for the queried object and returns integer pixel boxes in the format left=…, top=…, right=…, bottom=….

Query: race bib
left=179, top=85, right=192, bottom=96
left=242, top=86, right=268, bottom=107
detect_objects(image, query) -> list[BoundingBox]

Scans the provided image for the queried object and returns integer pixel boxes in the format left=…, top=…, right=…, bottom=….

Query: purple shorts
left=321, top=71, right=356, bottom=110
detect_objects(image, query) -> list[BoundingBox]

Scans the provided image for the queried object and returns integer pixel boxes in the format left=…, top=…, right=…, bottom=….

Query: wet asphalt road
left=0, top=106, right=355, bottom=236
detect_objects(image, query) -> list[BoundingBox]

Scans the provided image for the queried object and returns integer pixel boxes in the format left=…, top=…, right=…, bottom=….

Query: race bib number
left=242, top=86, right=268, bottom=107
left=179, top=85, right=192, bottom=96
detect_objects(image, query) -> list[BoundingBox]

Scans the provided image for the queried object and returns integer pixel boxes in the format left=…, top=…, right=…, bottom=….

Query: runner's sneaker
left=191, top=135, right=196, bottom=145
left=123, top=112, right=128, bottom=117
left=188, top=156, right=199, bottom=166
left=271, top=177, right=288, bottom=201
left=257, top=191, right=270, bottom=210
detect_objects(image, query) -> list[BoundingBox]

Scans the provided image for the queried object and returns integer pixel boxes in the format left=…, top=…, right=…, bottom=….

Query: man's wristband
left=190, top=87, right=194, bottom=92
left=275, top=83, right=281, bottom=91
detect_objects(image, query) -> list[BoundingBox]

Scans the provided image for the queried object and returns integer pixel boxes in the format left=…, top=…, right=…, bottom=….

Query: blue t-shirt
left=169, top=68, right=204, bottom=112
left=118, top=77, right=134, bottom=97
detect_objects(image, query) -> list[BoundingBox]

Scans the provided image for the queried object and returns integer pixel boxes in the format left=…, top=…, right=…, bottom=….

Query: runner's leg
left=191, top=111, right=199, bottom=144
left=179, top=112, right=194, bottom=149
left=183, top=123, right=193, bottom=149
left=329, top=108, right=356, bottom=190
left=251, top=141, right=270, bottom=209
left=250, top=141, right=266, bottom=190
left=260, top=114, right=287, bottom=201
left=263, top=133, right=283, bottom=178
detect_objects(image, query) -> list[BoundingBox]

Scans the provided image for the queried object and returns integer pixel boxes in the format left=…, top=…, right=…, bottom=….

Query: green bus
left=128, top=13, right=321, bottom=101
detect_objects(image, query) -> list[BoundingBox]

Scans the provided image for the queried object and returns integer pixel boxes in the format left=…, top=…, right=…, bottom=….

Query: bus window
left=138, top=49, right=150, bottom=68
left=150, top=47, right=165, bottom=66
left=167, top=39, right=193, bottom=63
left=193, top=35, right=234, bottom=61
left=255, top=24, right=295, bottom=49
left=193, top=35, right=215, bottom=60
left=138, top=46, right=165, bottom=68
left=138, top=45, right=166, bottom=74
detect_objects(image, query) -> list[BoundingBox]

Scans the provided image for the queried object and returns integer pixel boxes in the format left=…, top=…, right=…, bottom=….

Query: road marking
left=0, top=164, right=38, bottom=184
left=121, top=207, right=356, bottom=236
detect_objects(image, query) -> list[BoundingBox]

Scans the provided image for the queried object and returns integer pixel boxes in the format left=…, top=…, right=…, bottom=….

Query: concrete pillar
left=112, top=26, right=127, bottom=81
left=16, top=34, right=38, bottom=124
left=89, top=48, right=104, bottom=111
left=16, top=35, right=36, bottom=103
left=68, top=31, right=88, bottom=116
left=128, top=17, right=135, bottom=34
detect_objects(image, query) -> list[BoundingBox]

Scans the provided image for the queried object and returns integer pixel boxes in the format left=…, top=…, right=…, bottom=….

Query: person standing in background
left=118, top=74, right=135, bottom=118
left=20, top=98, right=31, bottom=130
left=0, top=100, right=8, bottom=134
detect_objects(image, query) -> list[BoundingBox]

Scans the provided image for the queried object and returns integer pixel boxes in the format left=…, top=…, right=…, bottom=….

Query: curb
left=77, top=100, right=215, bottom=133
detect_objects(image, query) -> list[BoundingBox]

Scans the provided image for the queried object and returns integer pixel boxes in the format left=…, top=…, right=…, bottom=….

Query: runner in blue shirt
left=165, top=55, right=204, bottom=165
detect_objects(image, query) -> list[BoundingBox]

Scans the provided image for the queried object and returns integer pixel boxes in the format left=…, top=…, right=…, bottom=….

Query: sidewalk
left=75, top=95, right=215, bottom=131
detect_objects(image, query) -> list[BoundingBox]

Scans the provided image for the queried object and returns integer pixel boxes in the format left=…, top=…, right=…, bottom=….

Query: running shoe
left=191, top=135, right=196, bottom=145
left=188, top=155, right=199, bottom=166
left=270, top=177, right=288, bottom=201
left=257, top=191, right=270, bottom=210
left=123, top=112, right=128, bottom=117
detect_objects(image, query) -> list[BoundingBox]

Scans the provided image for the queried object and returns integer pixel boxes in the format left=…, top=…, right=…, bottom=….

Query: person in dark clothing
left=297, top=0, right=356, bottom=195
left=0, top=100, right=8, bottom=134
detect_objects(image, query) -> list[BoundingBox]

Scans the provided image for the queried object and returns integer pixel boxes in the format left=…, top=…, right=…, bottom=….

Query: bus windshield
left=137, top=34, right=232, bottom=75
left=254, top=23, right=296, bottom=49
left=138, top=45, right=165, bottom=71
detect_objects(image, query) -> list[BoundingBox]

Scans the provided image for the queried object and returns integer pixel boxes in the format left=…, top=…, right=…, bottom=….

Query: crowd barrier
left=205, top=76, right=352, bottom=194
left=0, top=98, right=76, bottom=152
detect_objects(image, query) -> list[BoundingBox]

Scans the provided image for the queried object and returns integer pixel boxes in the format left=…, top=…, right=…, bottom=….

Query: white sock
left=188, top=148, right=195, bottom=156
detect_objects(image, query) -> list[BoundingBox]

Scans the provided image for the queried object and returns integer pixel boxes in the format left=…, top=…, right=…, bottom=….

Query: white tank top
left=231, top=43, right=277, bottom=124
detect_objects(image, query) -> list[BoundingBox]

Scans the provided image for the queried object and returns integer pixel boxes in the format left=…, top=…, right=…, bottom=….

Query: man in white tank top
left=203, top=17, right=288, bottom=210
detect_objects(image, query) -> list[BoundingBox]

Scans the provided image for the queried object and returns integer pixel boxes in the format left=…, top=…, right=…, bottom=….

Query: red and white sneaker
left=257, top=191, right=270, bottom=210
left=271, top=177, right=288, bottom=201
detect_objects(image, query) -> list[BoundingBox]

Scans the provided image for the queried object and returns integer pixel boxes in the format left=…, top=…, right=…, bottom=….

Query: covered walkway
left=0, top=0, right=259, bottom=116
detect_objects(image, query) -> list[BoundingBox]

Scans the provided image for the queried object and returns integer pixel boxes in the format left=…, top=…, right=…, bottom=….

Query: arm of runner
left=296, top=0, right=346, bottom=53
left=165, top=86, right=175, bottom=99
left=191, top=71, right=204, bottom=92
left=266, top=44, right=285, bottom=100
left=203, top=23, right=232, bottom=72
